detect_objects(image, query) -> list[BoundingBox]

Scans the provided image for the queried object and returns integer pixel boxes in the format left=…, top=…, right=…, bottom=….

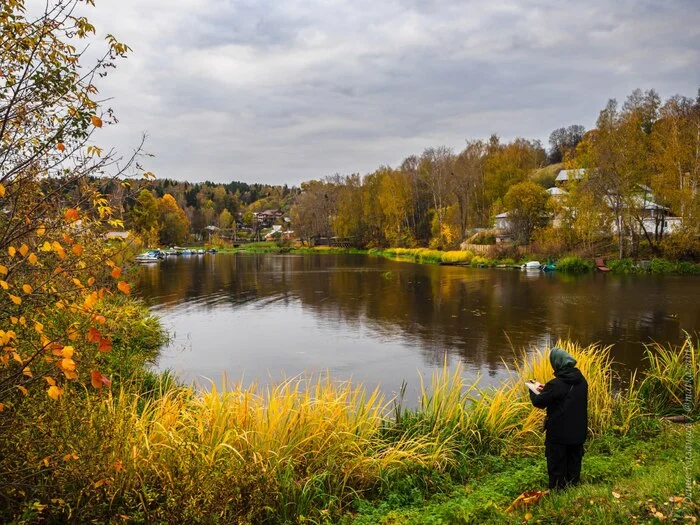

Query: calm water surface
left=136, top=253, right=700, bottom=399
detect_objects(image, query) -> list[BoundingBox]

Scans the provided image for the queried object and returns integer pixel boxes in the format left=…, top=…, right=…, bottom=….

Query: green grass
left=344, top=422, right=699, bottom=524
left=556, top=256, right=594, bottom=274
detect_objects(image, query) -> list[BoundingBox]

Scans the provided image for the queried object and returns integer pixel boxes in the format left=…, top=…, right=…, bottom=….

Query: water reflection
left=137, top=253, right=699, bottom=398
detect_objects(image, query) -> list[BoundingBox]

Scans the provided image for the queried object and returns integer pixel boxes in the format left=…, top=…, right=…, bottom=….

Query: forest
left=116, top=89, right=700, bottom=261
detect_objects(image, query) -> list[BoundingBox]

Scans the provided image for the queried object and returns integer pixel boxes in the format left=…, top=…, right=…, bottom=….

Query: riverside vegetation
left=225, top=242, right=700, bottom=275
left=1, top=334, right=698, bottom=523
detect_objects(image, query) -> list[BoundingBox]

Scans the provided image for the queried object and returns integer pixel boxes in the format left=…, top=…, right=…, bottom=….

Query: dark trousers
left=545, top=441, right=584, bottom=490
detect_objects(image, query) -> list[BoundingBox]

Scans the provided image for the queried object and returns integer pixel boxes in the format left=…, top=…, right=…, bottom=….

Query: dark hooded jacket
left=529, top=348, right=588, bottom=444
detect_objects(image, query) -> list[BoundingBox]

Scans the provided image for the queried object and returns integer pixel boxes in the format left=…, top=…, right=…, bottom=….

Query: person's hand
left=537, top=384, right=544, bottom=392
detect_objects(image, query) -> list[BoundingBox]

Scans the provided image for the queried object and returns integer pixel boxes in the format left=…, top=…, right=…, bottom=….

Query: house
left=494, top=212, right=511, bottom=230
left=546, top=186, right=568, bottom=199
left=555, top=169, right=585, bottom=185
left=253, top=210, right=284, bottom=224
left=104, top=231, right=130, bottom=240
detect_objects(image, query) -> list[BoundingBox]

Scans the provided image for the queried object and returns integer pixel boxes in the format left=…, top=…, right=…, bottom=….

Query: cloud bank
left=86, top=0, right=700, bottom=185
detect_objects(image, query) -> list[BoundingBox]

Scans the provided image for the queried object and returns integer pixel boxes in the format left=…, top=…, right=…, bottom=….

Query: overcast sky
left=85, top=0, right=700, bottom=186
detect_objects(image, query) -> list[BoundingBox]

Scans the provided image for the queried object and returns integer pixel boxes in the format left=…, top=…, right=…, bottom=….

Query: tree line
left=289, top=88, right=700, bottom=259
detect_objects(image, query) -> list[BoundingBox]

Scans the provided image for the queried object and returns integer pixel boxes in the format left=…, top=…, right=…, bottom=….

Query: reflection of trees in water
left=137, top=254, right=697, bottom=372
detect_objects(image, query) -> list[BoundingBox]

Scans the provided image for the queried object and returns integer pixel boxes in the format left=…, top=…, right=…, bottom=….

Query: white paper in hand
left=526, top=380, right=544, bottom=395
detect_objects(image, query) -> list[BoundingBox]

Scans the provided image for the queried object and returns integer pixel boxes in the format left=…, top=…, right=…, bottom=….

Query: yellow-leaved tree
left=0, top=0, right=150, bottom=409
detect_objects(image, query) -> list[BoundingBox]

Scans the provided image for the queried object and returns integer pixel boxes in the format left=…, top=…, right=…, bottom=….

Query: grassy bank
left=1, top=337, right=698, bottom=523
left=347, top=422, right=699, bottom=524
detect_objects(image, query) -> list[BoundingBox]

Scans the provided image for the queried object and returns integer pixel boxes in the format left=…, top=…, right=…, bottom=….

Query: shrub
left=555, top=256, right=594, bottom=273
left=608, top=258, right=641, bottom=274
left=650, top=258, right=675, bottom=274
left=470, top=255, right=496, bottom=267
left=441, top=250, right=474, bottom=264
left=659, top=229, right=700, bottom=261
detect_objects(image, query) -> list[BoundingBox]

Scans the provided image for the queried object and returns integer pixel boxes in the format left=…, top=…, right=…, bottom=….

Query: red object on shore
left=595, top=257, right=610, bottom=272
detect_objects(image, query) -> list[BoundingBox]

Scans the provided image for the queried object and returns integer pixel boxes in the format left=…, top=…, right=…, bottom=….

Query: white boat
left=197, top=249, right=205, bottom=254
left=521, top=261, right=541, bottom=270
left=135, top=251, right=161, bottom=263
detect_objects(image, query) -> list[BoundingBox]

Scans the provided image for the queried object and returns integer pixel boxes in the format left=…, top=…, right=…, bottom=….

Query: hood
left=550, top=347, right=584, bottom=384
left=550, top=347, right=576, bottom=373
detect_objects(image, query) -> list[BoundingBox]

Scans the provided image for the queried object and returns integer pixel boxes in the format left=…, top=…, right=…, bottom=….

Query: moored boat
left=136, top=250, right=162, bottom=263
left=521, top=261, right=541, bottom=270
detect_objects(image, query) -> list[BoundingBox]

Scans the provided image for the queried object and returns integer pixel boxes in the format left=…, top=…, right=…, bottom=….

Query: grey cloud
left=86, top=0, right=700, bottom=185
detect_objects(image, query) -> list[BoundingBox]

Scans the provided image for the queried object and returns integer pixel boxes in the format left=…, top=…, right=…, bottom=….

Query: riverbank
left=347, top=421, right=699, bottom=524
left=1, top=332, right=697, bottom=523
left=218, top=243, right=700, bottom=275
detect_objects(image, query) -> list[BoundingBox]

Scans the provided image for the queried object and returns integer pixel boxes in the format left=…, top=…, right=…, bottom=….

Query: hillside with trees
left=287, top=88, right=699, bottom=260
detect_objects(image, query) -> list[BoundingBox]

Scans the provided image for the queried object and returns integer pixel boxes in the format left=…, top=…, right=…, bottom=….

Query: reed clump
left=640, top=337, right=699, bottom=417
left=377, top=248, right=474, bottom=265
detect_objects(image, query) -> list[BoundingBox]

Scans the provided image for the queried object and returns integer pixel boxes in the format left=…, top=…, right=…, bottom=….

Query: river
left=136, top=253, right=699, bottom=399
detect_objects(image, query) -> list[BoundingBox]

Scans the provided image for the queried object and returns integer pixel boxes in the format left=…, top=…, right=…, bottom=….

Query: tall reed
left=640, top=337, right=699, bottom=416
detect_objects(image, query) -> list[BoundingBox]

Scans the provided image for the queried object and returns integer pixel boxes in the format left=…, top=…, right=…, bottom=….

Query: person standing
left=529, top=347, right=589, bottom=490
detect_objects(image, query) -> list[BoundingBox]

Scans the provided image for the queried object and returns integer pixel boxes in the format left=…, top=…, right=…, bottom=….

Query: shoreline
left=197, top=243, right=700, bottom=275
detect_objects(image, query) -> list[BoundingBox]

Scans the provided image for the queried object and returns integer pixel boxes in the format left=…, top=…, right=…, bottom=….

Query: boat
left=135, top=250, right=162, bottom=263
left=541, top=259, right=556, bottom=272
left=197, top=249, right=205, bottom=254
left=521, top=261, right=541, bottom=270
left=595, top=257, right=610, bottom=272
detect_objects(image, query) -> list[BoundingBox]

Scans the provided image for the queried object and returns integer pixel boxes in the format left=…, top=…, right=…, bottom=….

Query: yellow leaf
left=28, top=253, right=37, bottom=265
left=84, top=292, right=98, bottom=309
left=72, top=244, right=83, bottom=257
left=19, top=244, right=29, bottom=257
left=0, top=265, right=7, bottom=275
left=9, top=294, right=21, bottom=305
left=0, top=183, right=5, bottom=197
left=47, top=385, right=62, bottom=400
left=10, top=316, right=18, bottom=324
left=22, top=284, right=32, bottom=294
left=17, top=385, right=28, bottom=396
left=0, top=280, right=8, bottom=289
left=52, top=241, right=66, bottom=259
left=87, top=277, right=95, bottom=286
left=44, top=376, right=56, bottom=386
left=22, top=367, right=32, bottom=377
left=12, top=352, right=23, bottom=364
left=61, top=346, right=74, bottom=359
left=34, top=322, right=43, bottom=333
left=91, top=115, right=103, bottom=128
left=63, top=370, right=78, bottom=380
left=36, top=225, right=46, bottom=236
left=117, top=281, right=130, bottom=295
left=525, top=513, right=532, bottom=521
left=19, top=316, right=25, bottom=326
left=60, top=358, right=75, bottom=372
left=41, top=241, right=52, bottom=252
left=8, top=246, right=16, bottom=257
left=73, top=278, right=82, bottom=287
